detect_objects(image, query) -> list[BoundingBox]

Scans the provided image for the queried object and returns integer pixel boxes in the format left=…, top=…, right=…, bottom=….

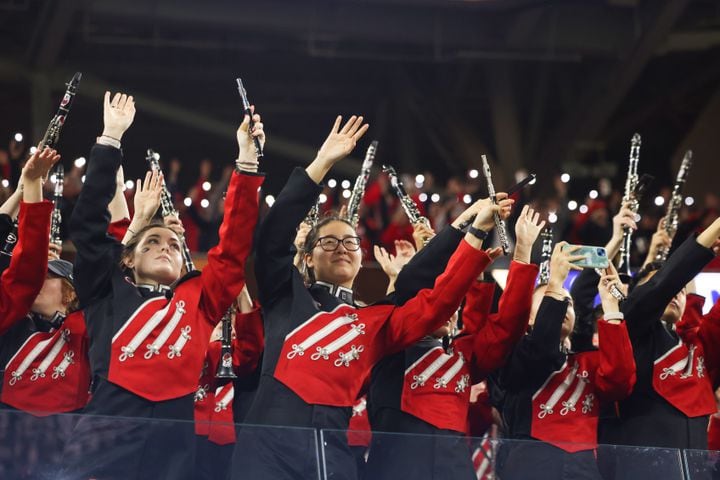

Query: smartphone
left=561, top=244, right=609, bottom=269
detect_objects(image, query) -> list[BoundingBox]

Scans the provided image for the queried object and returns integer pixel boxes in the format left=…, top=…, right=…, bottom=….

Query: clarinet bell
left=215, top=352, right=237, bottom=379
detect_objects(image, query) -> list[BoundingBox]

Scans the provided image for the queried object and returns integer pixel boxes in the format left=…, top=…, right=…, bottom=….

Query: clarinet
left=537, top=228, right=553, bottom=286
left=480, top=155, right=509, bottom=255
left=346, top=141, right=379, bottom=228
left=50, top=164, right=64, bottom=246
left=40, top=72, right=82, bottom=149
left=656, top=150, right=692, bottom=263
left=617, top=134, right=641, bottom=276
left=382, top=165, right=432, bottom=243
left=215, top=306, right=238, bottom=379
left=235, top=78, right=263, bottom=158
left=145, top=149, right=195, bottom=273
left=1, top=72, right=81, bottom=258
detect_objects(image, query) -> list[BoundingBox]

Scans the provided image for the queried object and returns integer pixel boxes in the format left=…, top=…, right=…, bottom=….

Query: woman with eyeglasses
left=231, top=115, right=512, bottom=480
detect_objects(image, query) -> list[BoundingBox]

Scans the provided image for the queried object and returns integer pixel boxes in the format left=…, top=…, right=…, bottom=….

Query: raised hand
left=646, top=218, right=672, bottom=263
left=471, top=197, right=514, bottom=233
left=164, top=216, right=185, bottom=237
left=294, top=222, right=312, bottom=252
left=547, top=242, right=584, bottom=294
left=133, top=169, right=162, bottom=223
left=316, top=115, right=369, bottom=168
left=412, top=222, right=435, bottom=252
left=393, top=240, right=416, bottom=270
left=102, top=92, right=136, bottom=141
left=598, top=262, right=624, bottom=315
left=22, top=147, right=61, bottom=181
left=236, top=106, right=265, bottom=172
left=611, top=202, right=637, bottom=241
left=514, top=205, right=546, bottom=263
left=485, top=247, right=504, bottom=261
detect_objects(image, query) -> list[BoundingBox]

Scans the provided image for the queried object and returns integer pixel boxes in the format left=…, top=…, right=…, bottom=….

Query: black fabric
left=497, top=441, right=603, bottom=480
left=59, top=378, right=196, bottom=480
left=232, top=375, right=350, bottom=480
left=570, top=267, right=601, bottom=353
left=0, top=314, right=54, bottom=397
left=194, top=437, right=234, bottom=480
left=0, top=213, right=15, bottom=274
left=364, top=407, right=475, bottom=480
left=498, top=297, right=568, bottom=442
left=617, top=235, right=715, bottom=450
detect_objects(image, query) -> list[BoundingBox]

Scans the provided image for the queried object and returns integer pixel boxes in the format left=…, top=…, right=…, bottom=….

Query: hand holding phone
left=561, top=244, right=609, bottom=269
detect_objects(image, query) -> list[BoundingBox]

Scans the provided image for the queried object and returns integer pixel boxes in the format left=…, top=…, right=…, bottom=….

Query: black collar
left=313, top=281, right=355, bottom=306
left=28, top=311, right=66, bottom=331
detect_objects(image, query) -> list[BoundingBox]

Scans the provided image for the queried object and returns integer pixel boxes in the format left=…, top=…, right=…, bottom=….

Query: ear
left=304, top=252, right=314, bottom=270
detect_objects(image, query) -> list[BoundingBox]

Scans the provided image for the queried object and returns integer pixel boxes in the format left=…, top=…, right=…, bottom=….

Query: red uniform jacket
left=273, top=241, right=491, bottom=408
left=71, top=144, right=262, bottom=403
left=530, top=320, right=636, bottom=452
left=1, top=218, right=133, bottom=416
left=0, top=201, right=53, bottom=333
left=195, top=307, right=264, bottom=445
left=400, top=261, right=538, bottom=433
left=2, top=311, right=90, bottom=414
left=347, top=395, right=372, bottom=447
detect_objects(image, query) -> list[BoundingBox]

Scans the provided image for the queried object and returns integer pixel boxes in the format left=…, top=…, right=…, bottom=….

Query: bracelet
left=466, top=226, right=488, bottom=241
left=96, top=135, right=121, bottom=149
left=603, top=311, right=624, bottom=321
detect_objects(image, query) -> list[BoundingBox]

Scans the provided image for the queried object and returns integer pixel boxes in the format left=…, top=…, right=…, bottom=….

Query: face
left=32, top=276, right=64, bottom=317
left=662, top=288, right=687, bottom=325
left=126, top=227, right=183, bottom=286
left=432, top=310, right=459, bottom=338
left=305, top=221, right=362, bottom=288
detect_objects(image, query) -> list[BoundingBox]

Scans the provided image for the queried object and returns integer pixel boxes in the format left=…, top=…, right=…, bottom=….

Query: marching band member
left=231, top=115, right=511, bottom=480
left=194, top=285, right=263, bottom=480
left=364, top=205, right=543, bottom=480
left=611, top=217, right=720, bottom=479
left=59, top=91, right=264, bottom=480
left=497, top=246, right=636, bottom=480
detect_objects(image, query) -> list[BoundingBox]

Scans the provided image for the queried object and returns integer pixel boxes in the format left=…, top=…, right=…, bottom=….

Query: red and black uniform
left=0, top=201, right=54, bottom=403
left=614, top=236, right=719, bottom=463
left=60, top=143, right=262, bottom=480
left=194, top=306, right=263, bottom=480
left=496, top=296, right=636, bottom=480
left=231, top=168, right=491, bottom=480
left=1, top=219, right=128, bottom=416
left=365, top=260, right=538, bottom=480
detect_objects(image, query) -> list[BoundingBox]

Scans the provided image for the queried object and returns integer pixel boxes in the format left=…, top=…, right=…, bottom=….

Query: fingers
left=352, top=123, right=370, bottom=142
left=340, top=116, right=358, bottom=135
left=104, top=91, right=111, bottom=110
left=496, top=192, right=508, bottom=201
left=331, top=115, right=343, bottom=134
left=110, top=92, right=121, bottom=109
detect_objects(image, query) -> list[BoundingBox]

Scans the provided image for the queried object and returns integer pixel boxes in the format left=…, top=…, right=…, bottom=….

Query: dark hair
left=301, top=215, right=357, bottom=283
left=120, top=221, right=181, bottom=275
left=629, top=261, right=663, bottom=292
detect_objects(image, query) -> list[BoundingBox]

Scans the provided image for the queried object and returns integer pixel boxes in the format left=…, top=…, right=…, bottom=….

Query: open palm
left=316, top=115, right=369, bottom=167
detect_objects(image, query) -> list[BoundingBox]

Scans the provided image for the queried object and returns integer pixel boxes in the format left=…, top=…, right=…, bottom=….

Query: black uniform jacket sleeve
left=69, top=144, right=124, bottom=308
left=499, top=296, right=569, bottom=392
left=393, top=225, right=464, bottom=305
left=255, top=167, right=321, bottom=307
left=622, top=235, right=714, bottom=342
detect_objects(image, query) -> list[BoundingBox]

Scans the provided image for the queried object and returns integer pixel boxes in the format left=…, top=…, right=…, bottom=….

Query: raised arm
left=594, top=266, right=636, bottom=400
left=469, top=206, right=543, bottom=375
left=232, top=286, right=264, bottom=377
left=70, top=91, right=135, bottom=306
left=198, top=112, right=265, bottom=323
left=381, top=201, right=509, bottom=350
left=255, top=115, right=368, bottom=305
left=0, top=148, right=58, bottom=333
left=622, top=218, right=719, bottom=340
left=393, top=194, right=512, bottom=306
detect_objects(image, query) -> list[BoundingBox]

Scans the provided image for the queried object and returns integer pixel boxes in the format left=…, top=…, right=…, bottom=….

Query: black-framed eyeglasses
left=314, top=236, right=361, bottom=252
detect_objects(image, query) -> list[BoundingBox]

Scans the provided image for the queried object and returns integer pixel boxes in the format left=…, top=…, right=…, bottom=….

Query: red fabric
left=531, top=320, right=636, bottom=452
left=676, top=293, right=704, bottom=344
left=207, top=383, right=236, bottom=445
left=107, top=218, right=131, bottom=242
left=709, top=413, right=720, bottom=451
left=1, top=311, right=90, bottom=415
left=471, top=436, right=494, bottom=480
left=467, top=388, right=494, bottom=438
left=347, top=396, right=371, bottom=447
left=652, top=338, right=716, bottom=418
left=380, top=221, right=414, bottom=250
left=107, top=173, right=262, bottom=402
left=274, top=241, right=492, bottom=407
left=233, top=306, right=264, bottom=376
left=461, top=282, right=495, bottom=335
left=0, top=201, right=53, bottom=335
left=400, top=261, right=538, bottom=433
left=698, top=297, right=720, bottom=386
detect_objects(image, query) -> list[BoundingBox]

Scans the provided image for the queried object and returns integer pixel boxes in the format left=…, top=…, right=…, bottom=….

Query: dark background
left=1, top=0, right=720, bottom=198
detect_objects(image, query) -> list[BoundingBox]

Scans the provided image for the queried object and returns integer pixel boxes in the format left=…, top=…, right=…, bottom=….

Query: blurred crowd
left=2, top=133, right=719, bottom=271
